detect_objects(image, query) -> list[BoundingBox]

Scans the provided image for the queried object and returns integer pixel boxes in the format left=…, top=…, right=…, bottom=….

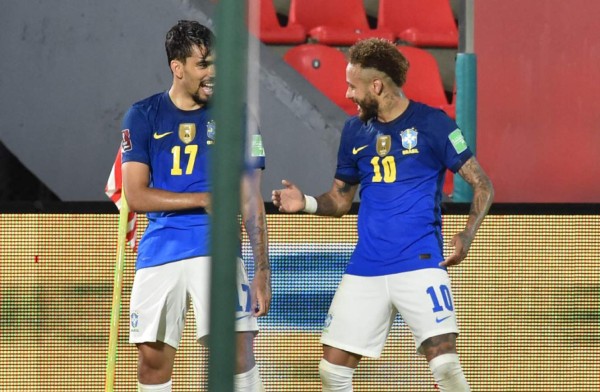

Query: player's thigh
left=235, top=331, right=257, bottom=373
left=389, top=268, right=459, bottom=353
left=321, top=274, right=395, bottom=359
left=136, top=341, right=177, bottom=377
left=184, top=257, right=211, bottom=341
left=188, top=257, right=258, bottom=342
left=129, top=261, right=188, bottom=349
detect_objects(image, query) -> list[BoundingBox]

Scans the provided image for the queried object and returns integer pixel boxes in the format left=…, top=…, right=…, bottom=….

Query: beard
left=191, top=79, right=213, bottom=106
left=191, top=92, right=209, bottom=106
left=357, top=93, right=379, bottom=122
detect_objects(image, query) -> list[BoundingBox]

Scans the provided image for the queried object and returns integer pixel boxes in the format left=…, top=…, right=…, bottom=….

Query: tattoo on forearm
left=458, top=158, right=494, bottom=236
left=315, top=181, right=353, bottom=217
left=336, top=182, right=353, bottom=196
left=244, top=211, right=270, bottom=272
left=314, top=196, right=332, bottom=216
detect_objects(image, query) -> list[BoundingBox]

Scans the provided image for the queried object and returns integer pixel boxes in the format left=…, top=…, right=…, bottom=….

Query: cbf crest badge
left=130, top=311, right=139, bottom=331
left=400, top=127, right=419, bottom=155
left=323, top=314, right=333, bottom=333
left=178, top=123, right=196, bottom=144
left=376, top=135, right=391, bottom=157
left=206, top=120, right=216, bottom=145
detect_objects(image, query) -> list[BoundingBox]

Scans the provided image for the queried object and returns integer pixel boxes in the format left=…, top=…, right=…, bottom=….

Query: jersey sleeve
left=120, top=106, right=151, bottom=165
left=244, top=109, right=266, bottom=171
left=334, top=119, right=360, bottom=185
left=428, top=111, right=473, bottom=173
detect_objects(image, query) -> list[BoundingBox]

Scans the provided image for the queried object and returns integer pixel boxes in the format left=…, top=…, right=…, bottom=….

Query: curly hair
left=165, top=20, right=215, bottom=66
left=348, top=38, right=409, bottom=87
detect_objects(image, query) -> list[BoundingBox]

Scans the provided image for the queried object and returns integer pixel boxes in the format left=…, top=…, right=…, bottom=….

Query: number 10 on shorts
left=426, top=284, right=454, bottom=313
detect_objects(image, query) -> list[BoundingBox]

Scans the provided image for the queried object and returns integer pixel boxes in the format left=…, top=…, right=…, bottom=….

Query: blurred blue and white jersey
left=335, top=101, right=472, bottom=276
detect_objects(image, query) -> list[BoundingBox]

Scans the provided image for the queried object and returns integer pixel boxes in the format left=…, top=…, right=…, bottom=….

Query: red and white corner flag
left=105, top=148, right=138, bottom=250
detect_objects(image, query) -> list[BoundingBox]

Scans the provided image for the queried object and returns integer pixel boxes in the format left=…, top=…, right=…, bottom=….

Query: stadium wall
left=475, top=0, right=600, bottom=202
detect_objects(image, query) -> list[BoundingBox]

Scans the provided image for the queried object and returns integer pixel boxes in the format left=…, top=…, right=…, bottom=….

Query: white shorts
left=129, top=256, right=258, bottom=348
left=321, top=268, right=459, bottom=358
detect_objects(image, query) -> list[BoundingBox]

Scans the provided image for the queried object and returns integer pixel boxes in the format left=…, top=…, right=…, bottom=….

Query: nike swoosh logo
left=153, top=131, right=173, bottom=139
left=352, top=145, right=368, bottom=155
left=435, top=315, right=451, bottom=323
left=235, top=314, right=250, bottom=321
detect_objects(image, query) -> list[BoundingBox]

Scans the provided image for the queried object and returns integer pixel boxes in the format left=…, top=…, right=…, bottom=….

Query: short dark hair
left=348, top=38, right=409, bottom=87
left=165, top=20, right=215, bottom=65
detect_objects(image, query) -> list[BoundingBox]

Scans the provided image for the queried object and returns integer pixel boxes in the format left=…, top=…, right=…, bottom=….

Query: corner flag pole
left=105, top=192, right=130, bottom=392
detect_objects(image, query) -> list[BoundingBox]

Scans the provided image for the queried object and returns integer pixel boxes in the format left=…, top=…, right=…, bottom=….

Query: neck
left=376, top=93, right=409, bottom=123
left=168, top=86, right=203, bottom=111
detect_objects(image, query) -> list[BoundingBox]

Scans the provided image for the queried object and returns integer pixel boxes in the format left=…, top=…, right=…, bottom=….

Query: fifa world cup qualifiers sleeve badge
left=448, top=129, right=468, bottom=154
left=251, top=135, right=265, bottom=157
left=121, top=129, right=133, bottom=152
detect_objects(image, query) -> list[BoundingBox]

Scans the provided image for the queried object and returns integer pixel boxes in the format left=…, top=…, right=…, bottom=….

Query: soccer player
left=272, top=38, right=494, bottom=392
left=121, top=20, right=270, bottom=392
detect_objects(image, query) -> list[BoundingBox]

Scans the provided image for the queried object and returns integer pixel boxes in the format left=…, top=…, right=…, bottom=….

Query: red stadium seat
left=397, top=46, right=455, bottom=118
left=248, top=0, right=306, bottom=44
left=283, top=44, right=356, bottom=115
left=443, top=169, right=454, bottom=196
left=378, top=0, right=458, bottom=48
left=288, top=0, right=394, bottom=45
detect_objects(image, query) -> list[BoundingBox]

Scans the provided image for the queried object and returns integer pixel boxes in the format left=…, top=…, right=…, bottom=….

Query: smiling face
left=169, top=44, right=215, bottom=109
left=346, top=63, right=379, bottom=122
left=180, top=45, right=215, bottom=106
left=165, top=21, right=215, bottom=109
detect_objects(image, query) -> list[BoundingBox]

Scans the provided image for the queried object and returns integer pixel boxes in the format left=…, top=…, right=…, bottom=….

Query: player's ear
left=373, top=79, right=383, bottom=95
left=170, top=59, right=184, bottom=78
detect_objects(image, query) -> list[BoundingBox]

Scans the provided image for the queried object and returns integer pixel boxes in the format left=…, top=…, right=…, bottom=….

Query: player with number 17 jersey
left=121, top=91, right=265, bottom=271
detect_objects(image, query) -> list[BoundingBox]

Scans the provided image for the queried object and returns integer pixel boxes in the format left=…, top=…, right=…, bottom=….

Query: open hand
left=271, top=180, right=305, bottom=213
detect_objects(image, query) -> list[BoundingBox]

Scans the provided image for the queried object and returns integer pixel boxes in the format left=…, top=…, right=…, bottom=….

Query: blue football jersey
left=121, top=91, right=266, bottom=270
left=335, top=101, right=473, bottom=276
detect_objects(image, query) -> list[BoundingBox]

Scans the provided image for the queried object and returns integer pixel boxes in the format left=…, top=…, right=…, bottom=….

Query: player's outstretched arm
left=122, top=161, right=211, bottom=213
left=271, top=178, right=357, bottom=217
left=441, top=157, right=494, bottom=267
left=241, top=169, right=271, bottom=317
left=271, top=179, right=305, bottom=213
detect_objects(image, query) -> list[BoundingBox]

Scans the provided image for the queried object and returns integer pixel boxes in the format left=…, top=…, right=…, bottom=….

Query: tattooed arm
left=271, top=178, right=358, bottom=218
left=241, top=169, right=271, bottom=317
left=441, top=156, right=494, bottom=267
left=314, top=179, right=358, bottom=217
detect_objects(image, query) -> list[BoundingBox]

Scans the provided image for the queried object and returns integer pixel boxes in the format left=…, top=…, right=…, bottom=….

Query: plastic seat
left=288, top=0, right=394, bottom=45
left=397, top=46, right=455, bottom=118
left=443, top=169, right=454, bottom=196
left=248, top=0, right=306, bottom=44
left=283, top=44, right=356, bottom=115
left=378, top=0, right=458, bottom=48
